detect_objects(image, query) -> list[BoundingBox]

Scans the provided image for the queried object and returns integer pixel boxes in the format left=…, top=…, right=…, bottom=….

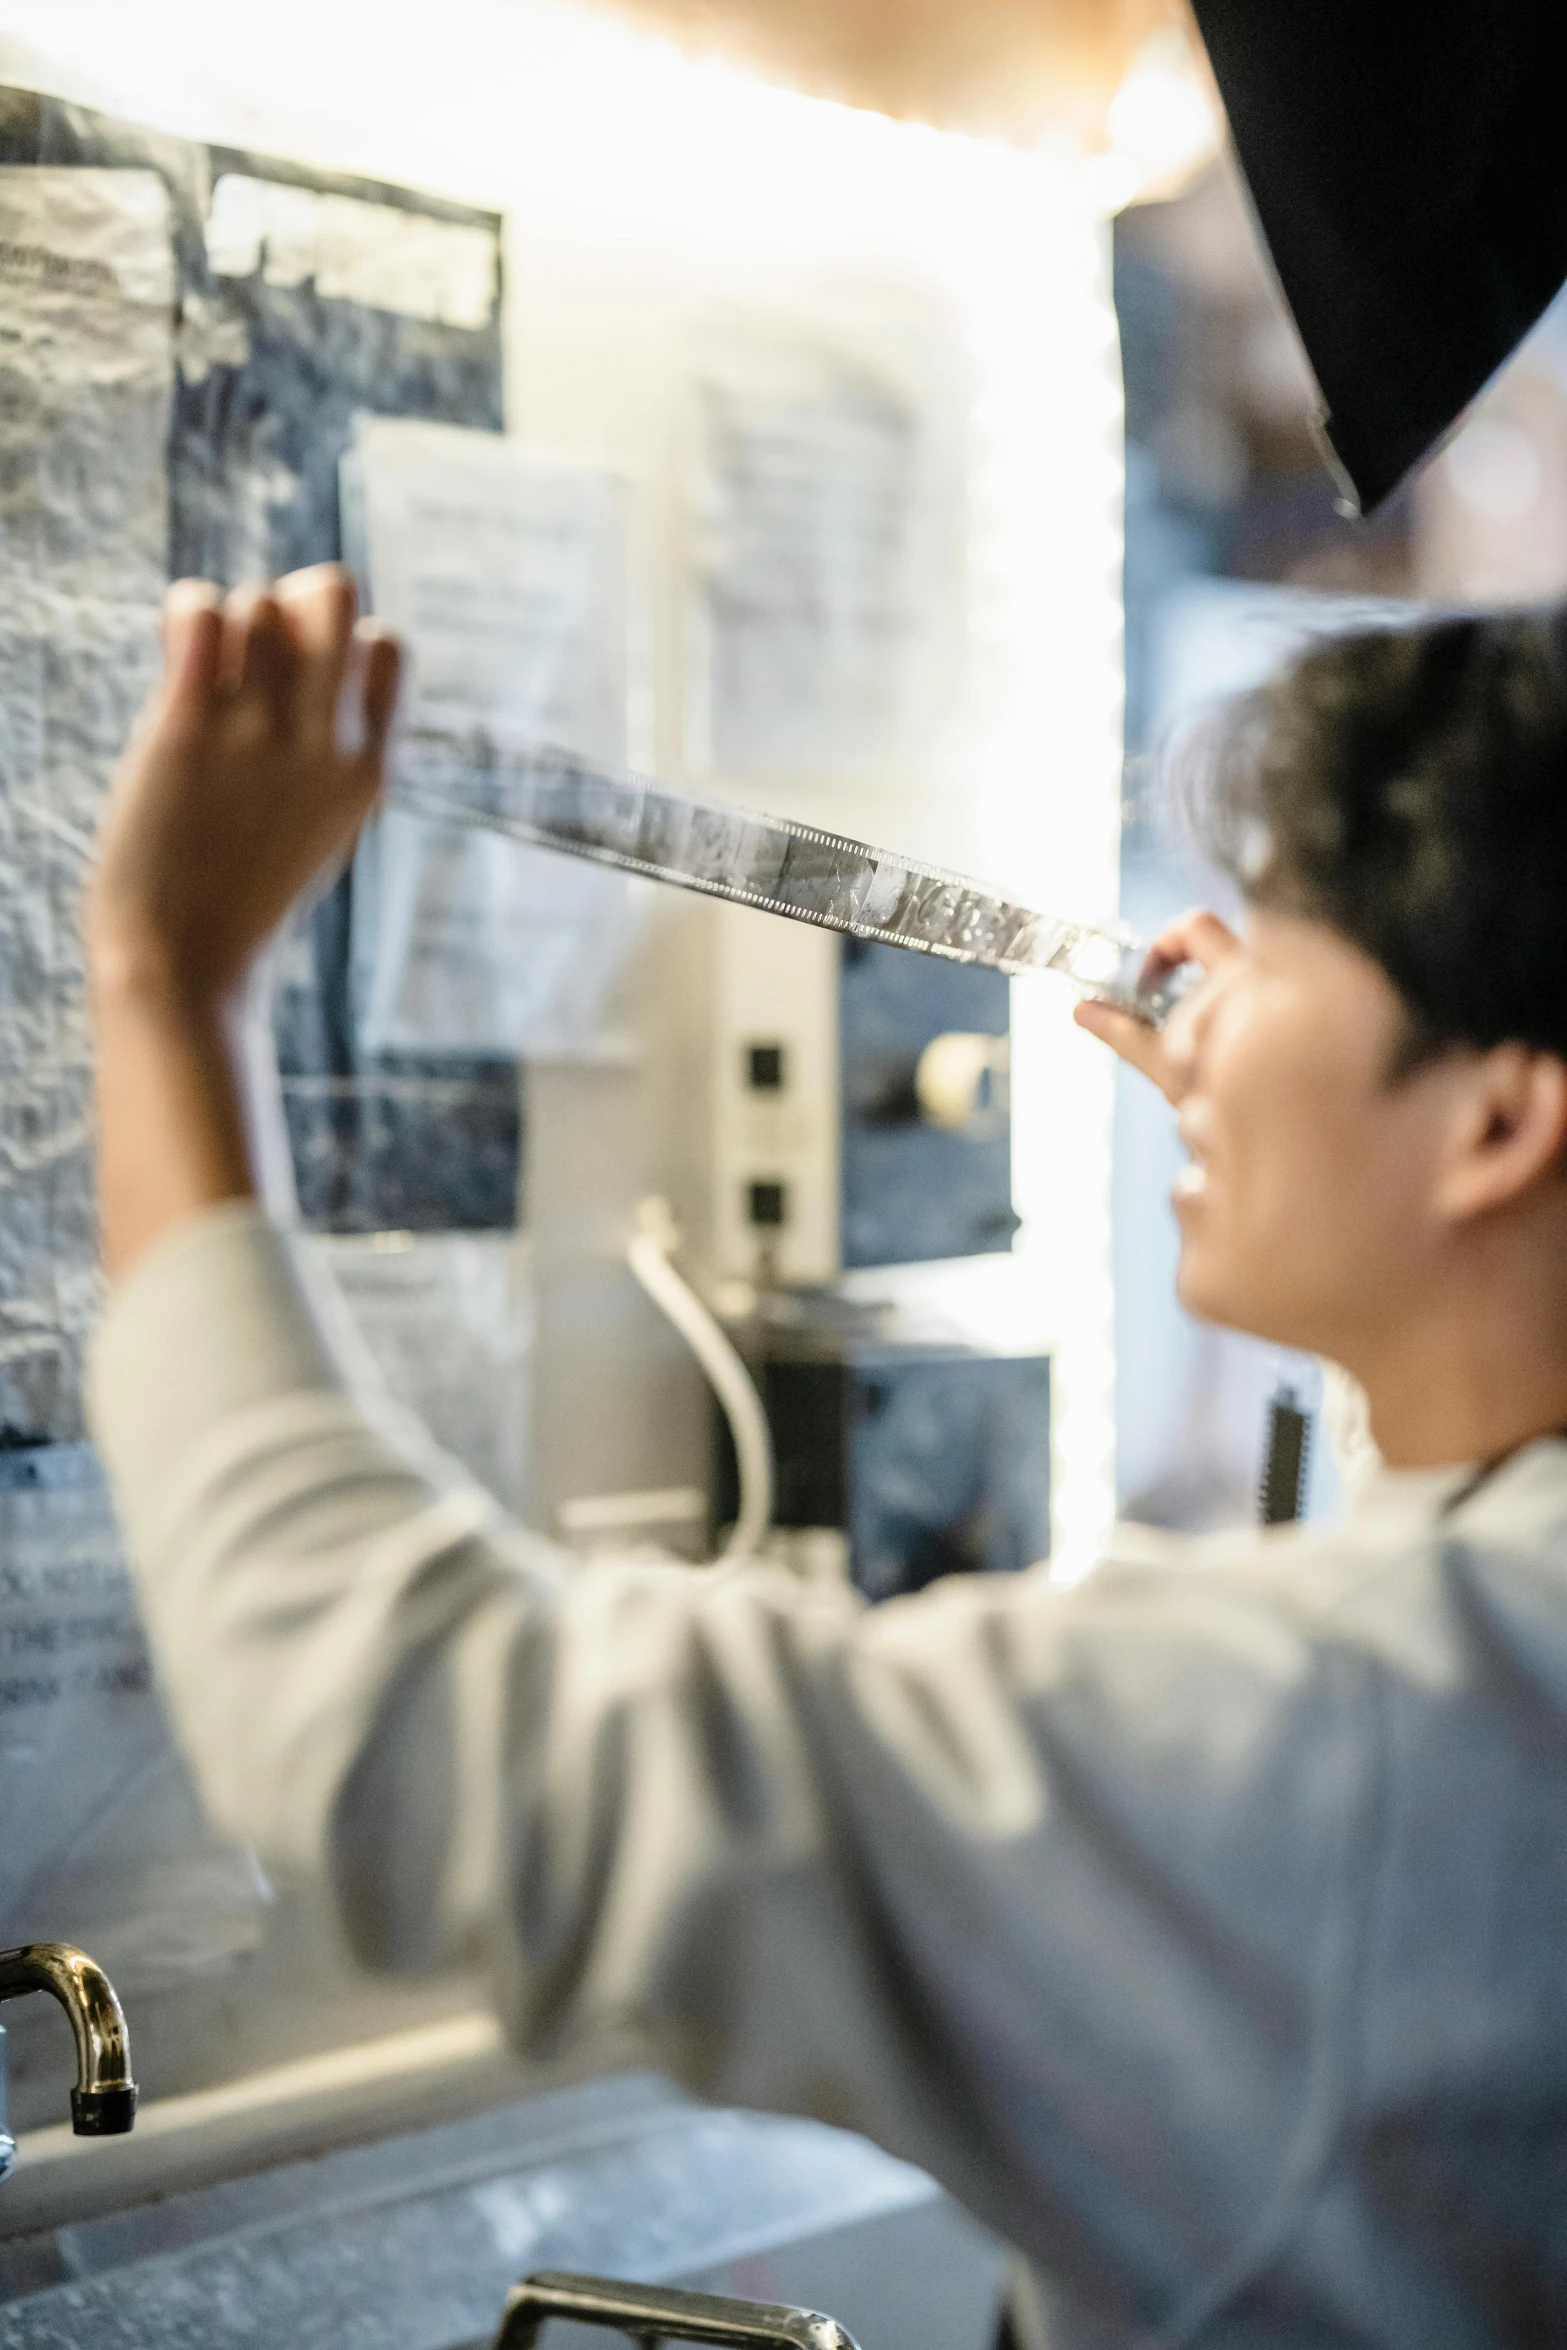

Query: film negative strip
left=391, top=726, right=1185, bottom=1023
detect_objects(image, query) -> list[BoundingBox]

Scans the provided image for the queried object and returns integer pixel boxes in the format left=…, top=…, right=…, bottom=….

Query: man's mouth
left=1172, top=1099, right=1212, bottom=1204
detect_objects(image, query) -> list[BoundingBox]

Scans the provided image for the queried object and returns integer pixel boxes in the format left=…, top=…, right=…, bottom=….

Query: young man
left=87, top=575, right=1567, bottom=2347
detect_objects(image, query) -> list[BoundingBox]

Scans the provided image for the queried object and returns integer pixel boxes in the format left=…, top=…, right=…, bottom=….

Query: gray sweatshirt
left=86, top=1202, right=1567, bottom=2349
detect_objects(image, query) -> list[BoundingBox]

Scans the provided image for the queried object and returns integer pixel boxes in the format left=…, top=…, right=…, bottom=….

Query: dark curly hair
left=1203, top=606, right=1567, bottom=1070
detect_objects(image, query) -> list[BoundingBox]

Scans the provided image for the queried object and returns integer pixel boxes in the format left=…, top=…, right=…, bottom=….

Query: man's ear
left=1434, top=1046, right=1567, bottom=1222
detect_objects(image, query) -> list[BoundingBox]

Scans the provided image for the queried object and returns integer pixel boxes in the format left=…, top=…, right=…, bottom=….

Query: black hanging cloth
left=1189, top=0, right=1567, bottom=512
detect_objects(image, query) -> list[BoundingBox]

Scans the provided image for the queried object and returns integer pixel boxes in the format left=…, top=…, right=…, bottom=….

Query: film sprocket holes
left=392, top=726, right=1183, bottom=1024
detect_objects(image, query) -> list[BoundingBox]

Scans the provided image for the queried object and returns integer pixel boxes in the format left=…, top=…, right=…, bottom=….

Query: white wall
left=0, top=0, right=1126, bottom=1556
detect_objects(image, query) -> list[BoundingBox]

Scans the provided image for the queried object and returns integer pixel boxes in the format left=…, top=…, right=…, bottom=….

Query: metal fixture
left=0, top=1942, right=137, bottom=2142
left=493, top=2270, right=860, bottom=2350
left=913, top=1030, right=1011, bottom=1136
left=1259, top=1383, right=1313, bottom=1526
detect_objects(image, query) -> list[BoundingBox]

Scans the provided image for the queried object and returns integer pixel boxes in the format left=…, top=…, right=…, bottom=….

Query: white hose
left=627, top=1198, right=775, bottom=1560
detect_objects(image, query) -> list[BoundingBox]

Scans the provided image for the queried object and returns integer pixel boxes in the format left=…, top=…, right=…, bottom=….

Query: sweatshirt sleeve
left=86, top=1201, right=1385, bottom=2329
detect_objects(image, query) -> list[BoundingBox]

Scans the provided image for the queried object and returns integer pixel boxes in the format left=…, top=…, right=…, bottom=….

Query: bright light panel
left=0, top=0, right=1126, bottom=1563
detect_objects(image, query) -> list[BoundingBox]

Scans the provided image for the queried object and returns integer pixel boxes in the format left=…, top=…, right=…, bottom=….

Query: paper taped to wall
left=354, top=819, right=649, bottom=1060
left=206, top=174, right=496, bottom=330
left=0, top=167, right=174, bottom=1438
left=349, top=420, right=644, bottom=1058
left=688, top=312, right=965, bottom=778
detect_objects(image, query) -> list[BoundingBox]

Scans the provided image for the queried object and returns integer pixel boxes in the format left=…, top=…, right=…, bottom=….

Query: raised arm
left=82, top=575, right=1377, bottom=2339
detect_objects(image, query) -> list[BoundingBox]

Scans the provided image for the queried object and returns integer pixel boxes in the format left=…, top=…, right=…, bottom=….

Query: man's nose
left=1163, top=998, right=1201, bottom=1089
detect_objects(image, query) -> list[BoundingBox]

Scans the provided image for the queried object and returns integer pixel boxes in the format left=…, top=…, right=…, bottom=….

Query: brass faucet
left=0, top=1943, right=137, bottom=2142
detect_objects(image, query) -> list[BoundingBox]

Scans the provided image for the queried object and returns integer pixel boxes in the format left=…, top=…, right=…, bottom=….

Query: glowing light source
left=1, top=0, right=1127, bottom=1561
left=1444, top=415, right=1545, bottom=523
left=1095, top=25, right=1221, bottom=214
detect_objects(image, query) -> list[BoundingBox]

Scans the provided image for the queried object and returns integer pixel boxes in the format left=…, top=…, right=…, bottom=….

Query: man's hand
left=90, top=568, right=401, bottom=1007
left=87, top=569, right=403, bottom=1282
left=1072, top=909, right=1241, bottom=1103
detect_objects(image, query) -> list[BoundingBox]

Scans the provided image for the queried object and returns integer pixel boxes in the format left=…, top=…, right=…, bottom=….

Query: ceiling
left=570, top=0, right=1193, bottom=144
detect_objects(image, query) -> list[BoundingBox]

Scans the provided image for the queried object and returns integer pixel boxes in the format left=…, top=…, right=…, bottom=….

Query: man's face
left=1167, top=911, right=1460, bottom=1358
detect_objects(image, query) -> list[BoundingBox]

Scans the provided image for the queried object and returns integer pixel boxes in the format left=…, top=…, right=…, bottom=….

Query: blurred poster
left=688, top=308, right=967, bottom=779
left=0, top=1447, right=265, bottom=1987
left=206, top=173, right=496, bottom=330
left=354, top=815, right=645, bottom=1060
left=0, top=168, right=173, bottom=1438
left=307, top=1230, right=532, bottom=1513
left=348, top=420, right=641, bottom=1057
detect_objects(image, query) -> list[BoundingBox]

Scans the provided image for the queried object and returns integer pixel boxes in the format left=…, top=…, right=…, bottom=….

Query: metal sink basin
left=0, top=2060, right=1004, bottom=2350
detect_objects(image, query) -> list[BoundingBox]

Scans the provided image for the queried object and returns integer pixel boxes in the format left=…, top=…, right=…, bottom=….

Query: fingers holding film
left=1073, top=996, right=1175, bottom=1090
left=1079, top=905, right=1243, bottom=1102
left=1142, top=906, right=1240, bottom=987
